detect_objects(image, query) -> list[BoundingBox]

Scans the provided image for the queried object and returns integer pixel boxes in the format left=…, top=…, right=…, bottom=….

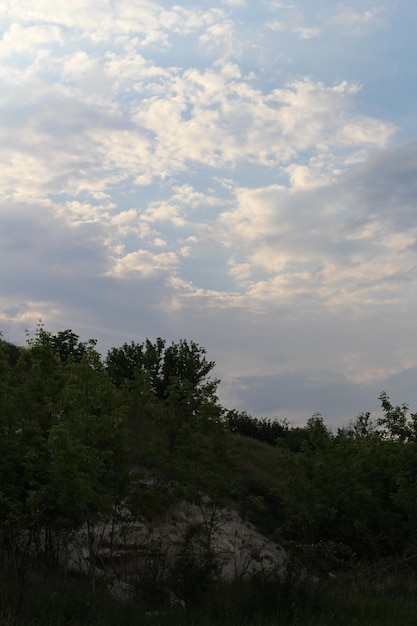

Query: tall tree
left=106, top=338, right=221, bottom=426
left=50, top=329, right=88, bottom=364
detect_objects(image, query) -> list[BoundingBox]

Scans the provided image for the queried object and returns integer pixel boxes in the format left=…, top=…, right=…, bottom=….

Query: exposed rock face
left=67, top=502, right=285, bottom=597
left=156, top=503, right=286, bottom=579
left=109, top=579, right=136, bottom=603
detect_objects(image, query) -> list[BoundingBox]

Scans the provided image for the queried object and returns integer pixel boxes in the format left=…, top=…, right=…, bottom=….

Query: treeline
left=2, top=324, right=417, bottom=624
left=0, top=326, right=235, bottom=587
left=224, top=409, right=315, bottom=451
left=225, top=410, right=289, bottom=446
left=227, top=401, right=417, bottom=564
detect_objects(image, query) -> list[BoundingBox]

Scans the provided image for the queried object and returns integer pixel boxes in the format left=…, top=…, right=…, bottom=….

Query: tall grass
left=2, top=563, right=417, bottom=625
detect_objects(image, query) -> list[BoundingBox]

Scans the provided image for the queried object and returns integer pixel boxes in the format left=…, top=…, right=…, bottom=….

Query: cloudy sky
left=1, top=0, right=417, bottom=427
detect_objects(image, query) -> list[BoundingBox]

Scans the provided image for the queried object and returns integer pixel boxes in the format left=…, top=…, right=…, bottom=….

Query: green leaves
left=0, top=325, right=130, bottom=569
left=5, top=322, right=417, bottom=595
left=105, top=337, right=219, bottom=412
left=48, top=422, right=111, bottom=526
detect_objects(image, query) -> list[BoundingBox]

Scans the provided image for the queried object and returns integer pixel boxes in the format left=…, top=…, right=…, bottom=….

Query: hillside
left=2, top=326, right=417, bottom=625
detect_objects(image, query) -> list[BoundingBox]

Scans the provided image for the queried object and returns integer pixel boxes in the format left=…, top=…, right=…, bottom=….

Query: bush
left=169, top=522, right=221, bottom=608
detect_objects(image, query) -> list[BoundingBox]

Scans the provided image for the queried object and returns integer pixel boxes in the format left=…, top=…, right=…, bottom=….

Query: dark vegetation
left=2, top=324, right=417, bottom=624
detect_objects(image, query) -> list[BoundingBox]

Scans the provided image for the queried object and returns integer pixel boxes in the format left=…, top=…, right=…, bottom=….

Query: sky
left=1, top=0, right=417, bottom=428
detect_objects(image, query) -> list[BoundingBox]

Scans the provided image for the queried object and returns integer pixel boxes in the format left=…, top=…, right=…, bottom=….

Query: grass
left=310, top=570, right=417, bottom=626
left=3, top=564, right=417, bottom=626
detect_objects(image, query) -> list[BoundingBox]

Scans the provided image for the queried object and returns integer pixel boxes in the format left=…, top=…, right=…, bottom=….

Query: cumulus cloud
left=222, top=0, right=246, bottom=6
left=219, top=143, right=417, bottom=313
left=0, top=2, right=395, bottom=206
left=0, top=2, right=224, bottom=46
left=199, top=21, right=244, bottom=60
left=0, top=23, right=63, bottom=57
left=109, top=249, right=179, bottom=278
left=267, top=19, right=320, bottom=39
left=327, top=4, right=385, bottom=36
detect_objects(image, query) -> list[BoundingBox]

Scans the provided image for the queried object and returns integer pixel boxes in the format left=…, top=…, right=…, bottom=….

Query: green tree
left=106, top=337, right=219, bottom=461
left=225, top=410, right=289, bottom=446
left=0, top=325, right=68, bottom=581
left=378, top=391, right=411, bottom=441
left=49, top=340, right=128, bottom=525
left=48, top=339, right=129, bottom=595
left=106, top=338, right=217, bottom=401
left=107, top=338, right=238, bottom=525
left=0, top=325, right=130, bottom=589
left=50, top=329, right=88, bottom=364
left=376, top=392, right=417, bottom=552
left=0, top=334, right=20, bottom=576
left=280, top=410, right=407, bottom=559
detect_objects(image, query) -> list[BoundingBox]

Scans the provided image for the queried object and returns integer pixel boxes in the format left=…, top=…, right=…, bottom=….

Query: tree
left=48, top=342, right=129, bottom=597
left=107, top=337, right=216, bottom=393
left=0, top=325, right=67, bottom=581
left=225, top=410, right=289, bottom=446
left=49, top=340, right=129, bottom=526
left=106, top=338, right=238, bottom=525
left=0, top=325, right=130, bottom=590
left=0, top=334, right=21, bottom=576
left=279, top=406, right=414, bottom=559
left=337, top=412, right=376, bottom=440
left=50, top=329, right=88, bottom=364
left=376, top=392, right=417, bottom=552
left=377, top=391, right=417, bottom=442
left=106, top=338, right=221, bottom=430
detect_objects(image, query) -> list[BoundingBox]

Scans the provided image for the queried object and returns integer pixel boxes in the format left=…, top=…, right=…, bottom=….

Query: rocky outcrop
left=67, top=502, right=285, bottom=587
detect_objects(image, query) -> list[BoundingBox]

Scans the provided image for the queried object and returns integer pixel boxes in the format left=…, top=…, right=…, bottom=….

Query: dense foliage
left=2, top=324, right=417, bottom=624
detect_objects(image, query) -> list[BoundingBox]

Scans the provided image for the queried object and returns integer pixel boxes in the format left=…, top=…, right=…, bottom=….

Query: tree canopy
left=2, top=324, right=417, bottom=621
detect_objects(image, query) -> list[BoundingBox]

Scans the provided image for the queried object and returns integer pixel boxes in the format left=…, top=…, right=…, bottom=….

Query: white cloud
left=0, top=2, right=226, bottom=52
left=199, top=20, right=244, bottom=60
left=267, top=19, right=320, bottom=39
left=220, top=184, right=287, bottom=242
left=266, top=20, right=285, bottom=31
left=0, top=23, right=63, bottom=57
left=0, top=6, right=395, bottom=206
left=327, top=5, right=385, bottom=35
left=221, top=0, right=246, bottom=6
left=217, top=143, right=417, bottom=328
left=337, top=118, right=394, bottom=147
left=108, top=249, right=179, bottom=278
left=141, top=201, right=186, bottom=227
left=293, top=26, right=320, bottom=39
left=264, top=1, right=295, bottom=8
